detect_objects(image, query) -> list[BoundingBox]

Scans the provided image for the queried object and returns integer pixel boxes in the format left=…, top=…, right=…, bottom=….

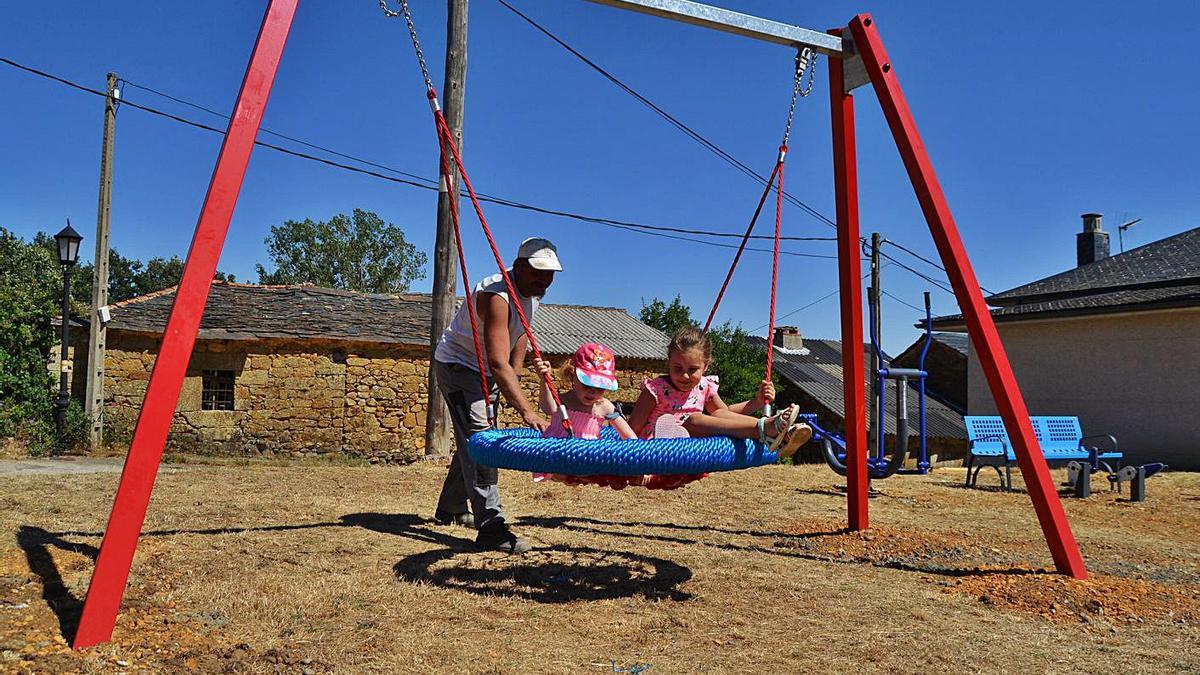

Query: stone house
left=69, top=282, right=668, bottom=463
left=931, top=215, right=1200, bottom=468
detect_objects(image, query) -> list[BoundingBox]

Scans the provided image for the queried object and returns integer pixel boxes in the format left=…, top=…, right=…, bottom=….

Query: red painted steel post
left=828, top=29, right=869, bottom=531
left=846, top=14, right=1087, bottom=578
left=72, top=0, right=299, bottom=649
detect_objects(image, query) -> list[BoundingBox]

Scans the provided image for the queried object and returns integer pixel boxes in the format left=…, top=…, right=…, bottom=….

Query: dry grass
left=1, top=460, right=1198, bottom=673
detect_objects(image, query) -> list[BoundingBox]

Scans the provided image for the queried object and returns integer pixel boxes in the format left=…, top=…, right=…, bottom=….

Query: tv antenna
left=1118, top=218, right=1142, bottom=252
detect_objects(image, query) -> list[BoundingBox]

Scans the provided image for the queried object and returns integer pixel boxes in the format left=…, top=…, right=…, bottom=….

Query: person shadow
left=19, top=511, right=696, bottom=643
left=15, top=525, right=99, bottom=643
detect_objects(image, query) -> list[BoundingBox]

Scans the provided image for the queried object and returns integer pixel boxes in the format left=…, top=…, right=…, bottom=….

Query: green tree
left=638, top=294, right=697, bottom=335
left=0, top=228, right=66, bottom=448
left=639, top=296, right=777, bottom=406
left=256, top=209, right=427, bottom=293
left=61, top=246, right=236, bottom=307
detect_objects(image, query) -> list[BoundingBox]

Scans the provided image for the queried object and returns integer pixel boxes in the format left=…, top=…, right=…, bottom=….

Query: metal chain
left=780, top=47, right=817, bottom=148
left=380, top=0, right=435, bottom=93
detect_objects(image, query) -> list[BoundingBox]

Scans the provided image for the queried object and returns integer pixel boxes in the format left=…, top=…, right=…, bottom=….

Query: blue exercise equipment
left=821, top=291, right=934, bottom=480
left=467, top=426, right=780, bottom=476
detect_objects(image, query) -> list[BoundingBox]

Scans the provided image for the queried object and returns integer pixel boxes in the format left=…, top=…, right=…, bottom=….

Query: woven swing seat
left=467, top=426, right=779, bottom=477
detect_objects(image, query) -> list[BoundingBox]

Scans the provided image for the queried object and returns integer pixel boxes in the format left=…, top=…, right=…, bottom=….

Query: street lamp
left=53, top=220, right=83, bottom=445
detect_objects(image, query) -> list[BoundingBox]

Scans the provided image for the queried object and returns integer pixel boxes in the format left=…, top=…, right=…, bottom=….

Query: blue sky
left=2, top=1, right=1197, bottom=355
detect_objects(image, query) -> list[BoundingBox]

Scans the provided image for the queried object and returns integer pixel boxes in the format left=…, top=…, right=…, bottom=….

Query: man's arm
left=479, top=292, right=549, bottom=432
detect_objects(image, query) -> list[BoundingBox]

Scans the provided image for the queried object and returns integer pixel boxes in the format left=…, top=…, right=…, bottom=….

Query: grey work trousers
left=434, top=360, right=504, bottom=529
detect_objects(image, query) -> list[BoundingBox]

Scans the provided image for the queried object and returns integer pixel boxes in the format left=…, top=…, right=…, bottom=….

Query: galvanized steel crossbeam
left=583, top=0, right=846, bottom=55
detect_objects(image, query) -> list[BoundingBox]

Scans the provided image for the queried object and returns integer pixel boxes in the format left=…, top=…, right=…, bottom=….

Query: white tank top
left=433, top=271, right=540, bottom=373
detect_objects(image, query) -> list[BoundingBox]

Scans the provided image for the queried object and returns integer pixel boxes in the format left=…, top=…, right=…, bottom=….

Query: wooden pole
left=425, top=0, right=469, bottom=458
left=868, top=231, right=881, bottom=462
left=85, top=72, right=118, bottom=451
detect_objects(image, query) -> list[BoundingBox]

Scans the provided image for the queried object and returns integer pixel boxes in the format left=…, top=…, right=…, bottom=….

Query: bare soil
left=0, top=460, right=1197, bottom=673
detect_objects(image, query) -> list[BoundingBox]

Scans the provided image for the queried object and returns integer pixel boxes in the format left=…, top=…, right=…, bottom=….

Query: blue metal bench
left=964, top=415, right=1123, bottom=491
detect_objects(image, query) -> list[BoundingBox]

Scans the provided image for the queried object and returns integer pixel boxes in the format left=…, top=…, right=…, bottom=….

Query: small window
left=201, top=370, right=235, bottom=411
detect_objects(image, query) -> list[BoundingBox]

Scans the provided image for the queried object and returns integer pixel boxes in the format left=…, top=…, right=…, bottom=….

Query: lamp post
left=53, top=221, right=83, bottom=443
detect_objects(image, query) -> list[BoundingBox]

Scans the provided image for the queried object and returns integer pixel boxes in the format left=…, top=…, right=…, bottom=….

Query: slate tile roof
left=930, top=332, right=969, bottom=356
left=931, top=227, right=1200, bottom=326
left=106, top=282, right=668, bottom=360
left=745, top=336, right=965, bottom=439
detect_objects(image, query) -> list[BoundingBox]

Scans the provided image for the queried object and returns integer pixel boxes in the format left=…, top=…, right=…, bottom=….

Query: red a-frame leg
left=846, top=14, right=1086, bottom=578
left=828, top=31, right=869, bottom=531
left=72, top=0, right=299, bottom=649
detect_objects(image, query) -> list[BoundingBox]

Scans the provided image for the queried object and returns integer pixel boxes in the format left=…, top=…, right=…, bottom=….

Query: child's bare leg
left=682, top=413, right=768, bottom=440
left=709, top=408, right=755, bottom=422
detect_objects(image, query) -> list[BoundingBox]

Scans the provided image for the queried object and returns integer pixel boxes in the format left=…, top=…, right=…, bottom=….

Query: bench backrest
left=964, top=416, right=1011, bottom=454
left=965, top=415, right=1085, bottom=459
left=1031, top=416, right=1084, bottom=457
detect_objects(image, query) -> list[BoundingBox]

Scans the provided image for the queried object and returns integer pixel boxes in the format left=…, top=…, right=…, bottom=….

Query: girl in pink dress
left=627, top=326, right=811, bottom=459
left=532, top=343, right=639, bottom=485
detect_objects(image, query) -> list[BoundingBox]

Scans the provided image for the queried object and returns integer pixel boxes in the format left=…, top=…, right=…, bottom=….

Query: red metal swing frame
left=70, top=2, right=1086, bottom=650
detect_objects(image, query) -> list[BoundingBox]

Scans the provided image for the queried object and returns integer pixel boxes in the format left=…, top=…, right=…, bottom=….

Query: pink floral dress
left=638, top=375, right=720, bottom=439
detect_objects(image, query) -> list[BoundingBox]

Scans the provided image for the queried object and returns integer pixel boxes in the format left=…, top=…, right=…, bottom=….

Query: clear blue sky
left=2, top=1, right=1197, bottom=355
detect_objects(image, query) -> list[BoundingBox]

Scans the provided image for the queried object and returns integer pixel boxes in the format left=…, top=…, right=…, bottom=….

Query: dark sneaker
left=433, top=510, right=475, bottom=528
left=475, top=521, right=531, bottom=554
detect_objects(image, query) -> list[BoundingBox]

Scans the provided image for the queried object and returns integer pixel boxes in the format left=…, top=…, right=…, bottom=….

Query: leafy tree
left=256, top=209, right=427, bottom=293
left=639, top=296, right=777, bottom=406
left=708, top=323, right=776, bottom=407
left=639, top=294, right=697, bottom=336
left=0, top=228, right=61, bottom=441
left=72, top=252, right=235, bottom=305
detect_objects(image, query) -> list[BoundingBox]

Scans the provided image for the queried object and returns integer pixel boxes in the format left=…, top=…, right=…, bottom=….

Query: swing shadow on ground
left=515, top=515, right=1046, bottom=579
left=335, top=513, right=693, bottom=603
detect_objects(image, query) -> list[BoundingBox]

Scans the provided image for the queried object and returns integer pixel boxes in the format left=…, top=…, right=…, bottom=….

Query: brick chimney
left=773, top=326, right=802, bottom=351
left=1076, top=212, right=1110, bottom=267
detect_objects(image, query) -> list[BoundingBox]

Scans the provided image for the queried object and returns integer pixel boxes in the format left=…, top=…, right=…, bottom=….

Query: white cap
left=516, top=237, right=562, bottom=271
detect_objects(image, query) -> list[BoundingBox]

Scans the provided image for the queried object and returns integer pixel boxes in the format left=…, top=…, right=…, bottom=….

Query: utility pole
left=867, top=232, right=882, bottom=458
left=425, top=0, right=468, bottom=458
left=86, top=72, right=118, bottom=451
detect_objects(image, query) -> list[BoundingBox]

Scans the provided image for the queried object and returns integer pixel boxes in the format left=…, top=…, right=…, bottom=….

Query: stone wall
left=100, top=331, right=666, bottom=463
left=102, top=334, right=432, bottom=463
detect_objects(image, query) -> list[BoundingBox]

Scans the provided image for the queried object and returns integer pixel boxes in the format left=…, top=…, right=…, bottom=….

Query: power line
left=492, top=4, right=1005, bottom=299
left=749, top=267, right=876, bottom=333
left=3, top=55, right=989, bottom=291
left=882, top=238, right=995, bottom=296
left=2, top=55, right=837, bottom=257
left=877, top=250, right=956, bottom=296
left=125, top=77, right=840, bottom=246
left=495, top=0, right=838, bottom=230
left=123, top=79, right=441, bottom=188
left=879, top=288, right=927, bottom=314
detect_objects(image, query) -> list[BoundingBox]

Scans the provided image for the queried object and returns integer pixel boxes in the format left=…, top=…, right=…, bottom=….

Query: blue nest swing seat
left=468, top=427, right=780, bottom=476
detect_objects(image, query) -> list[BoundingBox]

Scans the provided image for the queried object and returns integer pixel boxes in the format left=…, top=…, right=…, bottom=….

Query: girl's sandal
left=767, top=404, right=801, bottom=451
left=776, top=422, right=814, bottom=460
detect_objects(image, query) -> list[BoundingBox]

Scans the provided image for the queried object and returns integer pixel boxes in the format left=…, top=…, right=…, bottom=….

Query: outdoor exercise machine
left=71, top=0, right=1090, bottom=650
left=821, top=291, right=934, bottom=480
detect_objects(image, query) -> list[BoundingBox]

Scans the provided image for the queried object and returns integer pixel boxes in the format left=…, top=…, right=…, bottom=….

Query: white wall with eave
left=966, top=307, right=1200, bottom=469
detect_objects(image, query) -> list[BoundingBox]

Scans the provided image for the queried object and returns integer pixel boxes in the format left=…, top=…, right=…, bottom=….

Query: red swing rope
left=766, top=147, right=786, bottom=383
left=433, top=114, right=494, bottom=425
left=389, top=0, right=570, bottom=434
left=703, top=49, right=815, bottom=391
left=701, top=160, right=782, bottom=332
left=430, top=107, right=573, bottom=434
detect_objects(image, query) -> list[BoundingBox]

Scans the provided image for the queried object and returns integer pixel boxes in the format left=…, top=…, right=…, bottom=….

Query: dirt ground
left=0, top=458, right=1197, bottom=674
